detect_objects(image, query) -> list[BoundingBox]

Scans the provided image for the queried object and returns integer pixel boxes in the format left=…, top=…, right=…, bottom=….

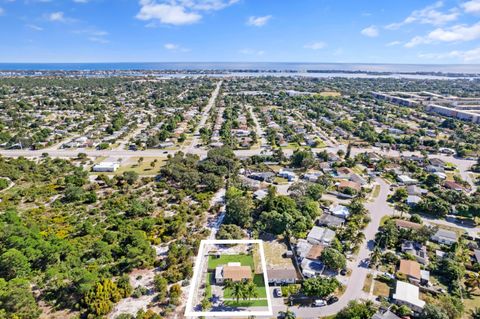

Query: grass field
left=373, top=279, right=391, bottom=297
left=463, top=289, right=480, bottom=318
left=207, top=254, right=254, bottom=270
left=223, top=274, right=267, bottom=298
left=114, top=157, right=166, bottom=175
left=363, top=274, right=373, bottom=293
left=205, top=273, right=212, bottom=298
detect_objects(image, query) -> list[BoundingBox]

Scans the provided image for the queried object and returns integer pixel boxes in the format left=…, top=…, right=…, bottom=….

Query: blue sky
left=0, top=0, right=479, bottom=63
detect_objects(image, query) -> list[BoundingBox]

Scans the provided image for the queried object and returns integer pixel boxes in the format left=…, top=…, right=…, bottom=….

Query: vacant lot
left=373, top=279, right=391, bottom=297
left=263, top=240, right=292, bottom=268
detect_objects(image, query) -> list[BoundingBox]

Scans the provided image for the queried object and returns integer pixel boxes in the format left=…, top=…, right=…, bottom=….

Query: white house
left=92, top=162, right=119, bottom=172
left=307, top=226, right=335, bottom=246
left=392, top=281, right=425, bottom=313
left=330, top=204, right=350, bottom=218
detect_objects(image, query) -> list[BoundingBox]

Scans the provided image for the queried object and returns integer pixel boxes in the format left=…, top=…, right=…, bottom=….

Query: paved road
left=272, top=178, right=394, bottom=318
left=183, top=81, right=222, bottom=154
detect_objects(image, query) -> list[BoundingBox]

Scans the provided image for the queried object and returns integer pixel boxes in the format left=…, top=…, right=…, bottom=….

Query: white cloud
left=164, top=43, right=178, bottom=50
left=137, top=3, right=201, bottom=25
left=246, top=15, right=272, bottom=27
left=48, top=11, right=66, bottom=22
left=89, top=37, right=109, bottom=44
left=418, top=47, right=480, bottom=62
left=304, top=41, right=327, bottom=50
left=136, top=0, right=238, bottom=26
left=386, top=1, right=459, bottom=30
left=361, top=25, right=379, bottom=37
left=0, top=7, right=4, bottom=16
left=26, top=24, right=43, bottom=31
left=462, top=0, right=480, bottom=14
left=405, top=22, right=480, bottom=47
left=386, top=41, right=402, bottom=46
left=73, top=0, right=90, bottom=3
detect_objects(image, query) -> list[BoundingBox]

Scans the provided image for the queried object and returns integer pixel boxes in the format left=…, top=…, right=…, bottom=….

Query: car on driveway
left=274, top=288, right=283, bottom=298
left=327, top=296, right=339, bottom=304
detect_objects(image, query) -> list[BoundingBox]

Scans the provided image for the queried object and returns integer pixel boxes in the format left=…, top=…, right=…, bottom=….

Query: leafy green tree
left=320, top=248, right=346, bottom=272
left=83, top=279, right=122, bottom=316
left=153, top=275, right=168, bottom=302
left=123, top=171, right=139, bottom=185
left=169, top=284, right=182, bottom=305
left=420, top=304, right=449, bottom=319
left=0, top=248, right=31, bottom=280
left=302, top=277, right=340, bottom=298
left=216, top=224, right=245, bottom=240
left=0, top=278, right=40, bottom=319
left=224, top=187, right=253, bottom=228
left=336, top=300, right=377, bottom=319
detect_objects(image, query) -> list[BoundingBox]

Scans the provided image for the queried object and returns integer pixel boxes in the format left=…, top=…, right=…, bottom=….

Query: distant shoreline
left=0, top=62, right=479, bottom=76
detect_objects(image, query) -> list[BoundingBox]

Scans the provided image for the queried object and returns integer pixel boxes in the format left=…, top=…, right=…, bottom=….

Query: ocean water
left=0, top=62, right=479, bottom=74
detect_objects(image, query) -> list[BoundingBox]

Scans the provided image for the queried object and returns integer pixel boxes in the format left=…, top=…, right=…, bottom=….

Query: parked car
left=327, top=296, right=338, bottom=304
left=340, top=269, right=347, bottom=276
left=313, top=299, right=327, bottom=307
left=274, top=288, right=283, bottom=298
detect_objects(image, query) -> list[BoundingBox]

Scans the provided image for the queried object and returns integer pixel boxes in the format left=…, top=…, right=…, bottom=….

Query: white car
left=313, top=299, right=327, bottom=307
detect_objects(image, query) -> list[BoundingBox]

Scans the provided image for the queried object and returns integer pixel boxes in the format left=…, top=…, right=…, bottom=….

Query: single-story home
left=307, top=226, right=335, bottom=246
left=392, top=281, right=425, bottom=313
left=300, top=258, right=324, bottom=278
left=431, top=229, right=458, bottom=245
left=317, top=213, right=345, bottom=228
left=398, top=260, right=429, bottom=285
left=406, top=195, right=422, bottom=206
left=337, top=180, right=361, bottom=193
left=402, top=241, right=428, bottom=265
left=397, top=175, right=418, bottom=185
left=92, top=162, right=120, bottom=172
left=267, top=268, right=298, bottom=285
left=444, top=181, right=464, bottom=192
left=215, top=262, right=252, bottom=284
left=372, top=310, right=401, bottom=319
left=330, top=204, right=350, bottom=219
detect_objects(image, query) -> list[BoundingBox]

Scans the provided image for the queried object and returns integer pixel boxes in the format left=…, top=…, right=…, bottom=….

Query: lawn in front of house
left=223, top=275, right=267, bottom=299
left=207, top=254, right=254, bottom=270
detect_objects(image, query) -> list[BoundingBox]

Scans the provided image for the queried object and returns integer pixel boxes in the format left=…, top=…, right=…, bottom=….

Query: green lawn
left=207, top=254, right=254, bottom=270
left=223, top=299, right=269, bottom=307
left=205, top=273, right=212, bottom=298
left=223, top=274, right=267, bottom=298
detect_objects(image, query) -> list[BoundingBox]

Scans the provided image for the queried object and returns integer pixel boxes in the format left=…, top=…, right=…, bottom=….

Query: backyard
left=208, top=254, right=255, bottom=270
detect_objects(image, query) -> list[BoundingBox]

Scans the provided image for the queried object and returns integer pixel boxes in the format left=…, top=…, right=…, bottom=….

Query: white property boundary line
left=185, top=239, right=273, bottom=317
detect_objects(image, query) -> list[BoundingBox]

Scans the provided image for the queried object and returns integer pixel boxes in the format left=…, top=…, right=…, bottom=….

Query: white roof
left=393, top=281, right=425, bottom=309
left=307, top=226, right=335, bottom=243
left=93, top=162, right=119, bottom=168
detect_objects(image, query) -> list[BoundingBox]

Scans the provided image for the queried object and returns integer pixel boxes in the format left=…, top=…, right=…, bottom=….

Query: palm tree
left=370, top=246, right=382, bottom=269
left=279, top=308, right=296, bottom=319
left=224, top=280, right=246, bottom=303
left=465, top=273, right=480, bottom=292
left=244, top=280, right=259, bottom=300
left=471, top=307, right=480, bottom=319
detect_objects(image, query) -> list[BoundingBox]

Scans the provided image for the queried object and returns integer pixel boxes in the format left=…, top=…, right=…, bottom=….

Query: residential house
left=406, top=185, right=427, bottom=196
left=330, top=204, right=350, bottom=219
left=372, top=310, right=401, bottom=319
left=401, top=241, right=429, bottom=265
left=215, top=262, right=252, bottom=284
left=306, top=226, right=335, bottom=246
left=300, top=258, right=325, bottom=278
left=406, top=195, right=422, bottom=207
left=397, top=175, right=418, bottom=185
left=393, top=281, right=425, bottom=313
left=337, top=180, right=362, bottom=193
left=444, top=181, right=464, bottom=192
left=278, top=169, right=297, bottom=182
left=398, top=259, right=422, bottom=284
left=431, top=229, right=458, bottom=245
left=267, top=268, right=299, bottom=285
left=92, top=162, right=119, bottom=172
left=317, top=213, right=345, bottom=228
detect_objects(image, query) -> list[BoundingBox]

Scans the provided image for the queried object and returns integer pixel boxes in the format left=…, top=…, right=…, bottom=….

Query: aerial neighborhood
left=0, top=73, right=479, bottom=319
